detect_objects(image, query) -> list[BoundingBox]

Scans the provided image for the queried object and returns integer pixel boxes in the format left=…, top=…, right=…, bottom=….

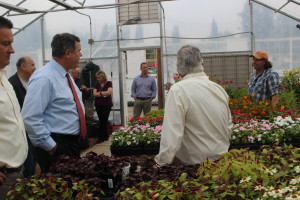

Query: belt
left=0, top=166, right=22, bottom=174
left=51, top=133, right=80, bottom=141
left=137, top=97, right=151, bottom=100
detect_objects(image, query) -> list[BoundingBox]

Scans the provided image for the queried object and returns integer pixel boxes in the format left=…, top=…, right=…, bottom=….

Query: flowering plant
left=111, top=124, right=162, bottom=147
left=231, top=119, right=281, bottom=144
left=230, top=97, right=272, bottom=121
left=164, top=72, right=183, bottom=91
left=231, top=116, right=300, bottom=145
left=128, top=116, right=163, bottom=127
left=273, top=116, right=300, bottom=143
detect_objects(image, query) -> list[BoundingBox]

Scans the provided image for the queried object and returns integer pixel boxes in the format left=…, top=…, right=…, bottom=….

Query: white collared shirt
left=18, top=75, right=28, bottom=91
left=155, top=72, right=232, bottom=166
left=0, top=69, right=28, bottom=168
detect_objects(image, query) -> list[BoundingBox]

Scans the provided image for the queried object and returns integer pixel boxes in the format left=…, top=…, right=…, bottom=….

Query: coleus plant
left=115, top=145, right=300, bottom=199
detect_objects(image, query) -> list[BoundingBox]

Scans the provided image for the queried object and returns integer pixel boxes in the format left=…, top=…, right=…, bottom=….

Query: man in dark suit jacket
left=8, top=56, right=36, bottom=177
left=70, top=67, right=90, bottom=103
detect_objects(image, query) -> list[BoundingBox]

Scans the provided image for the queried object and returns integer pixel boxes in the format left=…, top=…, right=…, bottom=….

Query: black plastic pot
left=110, top=146, right=144, bottom=156
left=143, top=146, right=160, bottom=155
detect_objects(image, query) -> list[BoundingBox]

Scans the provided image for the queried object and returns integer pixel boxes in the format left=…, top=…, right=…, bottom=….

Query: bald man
left=9, top=56, right=36, bottom=178
left=9, top=56, right=36, bottom=108
left=70, top=67, right=90, bottom=103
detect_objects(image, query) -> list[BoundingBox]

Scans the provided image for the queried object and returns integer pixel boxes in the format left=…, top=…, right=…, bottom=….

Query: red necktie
left=66, top=73, right=87, bottom=139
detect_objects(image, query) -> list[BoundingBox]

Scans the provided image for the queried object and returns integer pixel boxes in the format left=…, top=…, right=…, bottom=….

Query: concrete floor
left=80, top=136, right=112, bottom=157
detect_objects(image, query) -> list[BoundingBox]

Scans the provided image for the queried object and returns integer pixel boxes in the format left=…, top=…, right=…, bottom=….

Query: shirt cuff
left=43, top=136, right=56, bottom=151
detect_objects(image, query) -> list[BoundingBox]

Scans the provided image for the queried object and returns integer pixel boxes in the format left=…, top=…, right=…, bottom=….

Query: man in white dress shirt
left=155, top=45, right=232, bottom=166
left=0, top=16, right=28, bottom=199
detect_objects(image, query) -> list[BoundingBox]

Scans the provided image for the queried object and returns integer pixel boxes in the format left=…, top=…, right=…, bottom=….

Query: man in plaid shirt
left=248, top=50, right=280, bottom=106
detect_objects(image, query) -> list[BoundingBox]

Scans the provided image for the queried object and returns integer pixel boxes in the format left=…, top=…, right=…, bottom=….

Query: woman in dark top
left=93, top=70, right=113, bottom=143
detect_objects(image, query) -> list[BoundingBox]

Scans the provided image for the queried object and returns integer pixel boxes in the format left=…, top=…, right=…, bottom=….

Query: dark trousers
left=33, top=133, right=80, bottom=173
left=23, top=135, right=36, bottom=177
left=95, top=105, right=112, bottom=141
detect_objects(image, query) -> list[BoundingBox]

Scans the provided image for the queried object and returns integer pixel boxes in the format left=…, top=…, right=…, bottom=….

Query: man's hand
left=81, top=85, right=90, bottom=93
left=0, top=172, right=6, bottom=186
left=49, top=145, right=57, bottom=156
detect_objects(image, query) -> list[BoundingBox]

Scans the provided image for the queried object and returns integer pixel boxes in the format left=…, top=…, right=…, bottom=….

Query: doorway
left=120, top=48, right=163, bottom=124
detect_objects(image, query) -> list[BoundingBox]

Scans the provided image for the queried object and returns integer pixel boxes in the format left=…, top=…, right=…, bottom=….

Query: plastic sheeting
left=1, top=0, right=300, bottom=124
left=252, top=0, right=300, bottom=22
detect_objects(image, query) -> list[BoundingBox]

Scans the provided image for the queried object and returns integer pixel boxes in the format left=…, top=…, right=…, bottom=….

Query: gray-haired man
left=155, top=45, right=232, bottom=166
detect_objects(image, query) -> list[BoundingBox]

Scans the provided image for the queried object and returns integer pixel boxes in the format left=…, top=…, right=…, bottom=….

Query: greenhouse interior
left=0, top=0, right=300, bottom=199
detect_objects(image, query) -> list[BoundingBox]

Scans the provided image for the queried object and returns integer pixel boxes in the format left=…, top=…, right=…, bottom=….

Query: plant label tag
left=108, top=179, right=113, bottom=188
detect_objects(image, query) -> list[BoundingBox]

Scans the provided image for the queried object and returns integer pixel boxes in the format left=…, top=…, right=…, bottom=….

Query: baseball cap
left=250, top=50, right=268, bottom=60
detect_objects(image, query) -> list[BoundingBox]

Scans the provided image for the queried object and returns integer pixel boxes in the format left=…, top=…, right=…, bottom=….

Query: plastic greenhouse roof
left=1, top=0, right=300, bottom=36
left=0, top=0, right=168, bottom=35
left=0, top=0, right=86, bottom=34
left=251, top=0, right=300, bottom=22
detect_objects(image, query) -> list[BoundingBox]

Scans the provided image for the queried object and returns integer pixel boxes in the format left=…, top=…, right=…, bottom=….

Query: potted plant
left=115, top=145, right=300, bottom=199
left=7, top=176, right=98, bottom=200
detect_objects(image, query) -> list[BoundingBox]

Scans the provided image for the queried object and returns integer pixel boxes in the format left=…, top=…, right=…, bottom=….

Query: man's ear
left=21, top=63, right=26, bottom=70
left=65, top=49, right=71, bottom=57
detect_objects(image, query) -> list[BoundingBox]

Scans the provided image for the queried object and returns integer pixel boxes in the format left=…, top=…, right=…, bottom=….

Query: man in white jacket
left=155, top=45, right=232, bottom=166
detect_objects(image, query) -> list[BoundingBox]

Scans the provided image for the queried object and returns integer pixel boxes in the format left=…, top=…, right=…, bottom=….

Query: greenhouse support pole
left=250, top=0, right=254, bottom=53
left=41, top=17, right=45, bottom=65
left=116, top=24, right=125, bottom=126
left=159, top=3, right=165, bottom=108
left=250, top=0, right=254, bottom=75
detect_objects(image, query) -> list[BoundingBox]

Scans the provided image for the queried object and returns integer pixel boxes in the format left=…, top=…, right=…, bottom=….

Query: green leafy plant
left=197, top=149, right=269, bottom=184
left=281, top=67, right=300, bottom=95
left=7, top=176, right=98, bottom=200
left=116, top=173, right=208, bottom=200
left=144, top=109, right=164, bottom=118
left=280, top=67, right=300, bottom=108
left=279, top=90, right=299, bottom=109
left=115, top=146, right=300, bottom=199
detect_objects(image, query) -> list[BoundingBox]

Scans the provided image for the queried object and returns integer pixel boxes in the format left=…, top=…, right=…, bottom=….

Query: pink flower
left=248, top=136, right=255, bottom=143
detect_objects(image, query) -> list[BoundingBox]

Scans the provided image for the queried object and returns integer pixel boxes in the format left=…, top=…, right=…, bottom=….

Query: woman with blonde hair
left=93, top=70, right=113, bottom=143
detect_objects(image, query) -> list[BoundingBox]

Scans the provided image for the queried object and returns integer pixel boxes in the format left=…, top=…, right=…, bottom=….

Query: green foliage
left=279, top=67, right=300, bottom=109
left=7, top=176, right=97, bottom=200
left=226, top=87, right=248, bottom=100
left=281, top=67, right=300, bottom=94
left=116, top=146, right=300, bottom=199
left=197, top=149, right=268, bottom=184
left=279, top=90, right=299, bottom=109
left=144, top=109, right=164, bottom=118
left=127, top=101, right=134, bottom=107
left=116, top=173, right=209, bottom=200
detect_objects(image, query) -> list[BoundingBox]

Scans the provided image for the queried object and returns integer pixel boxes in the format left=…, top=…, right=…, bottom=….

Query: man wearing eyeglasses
left=248, top=50, right=280, bottom=106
